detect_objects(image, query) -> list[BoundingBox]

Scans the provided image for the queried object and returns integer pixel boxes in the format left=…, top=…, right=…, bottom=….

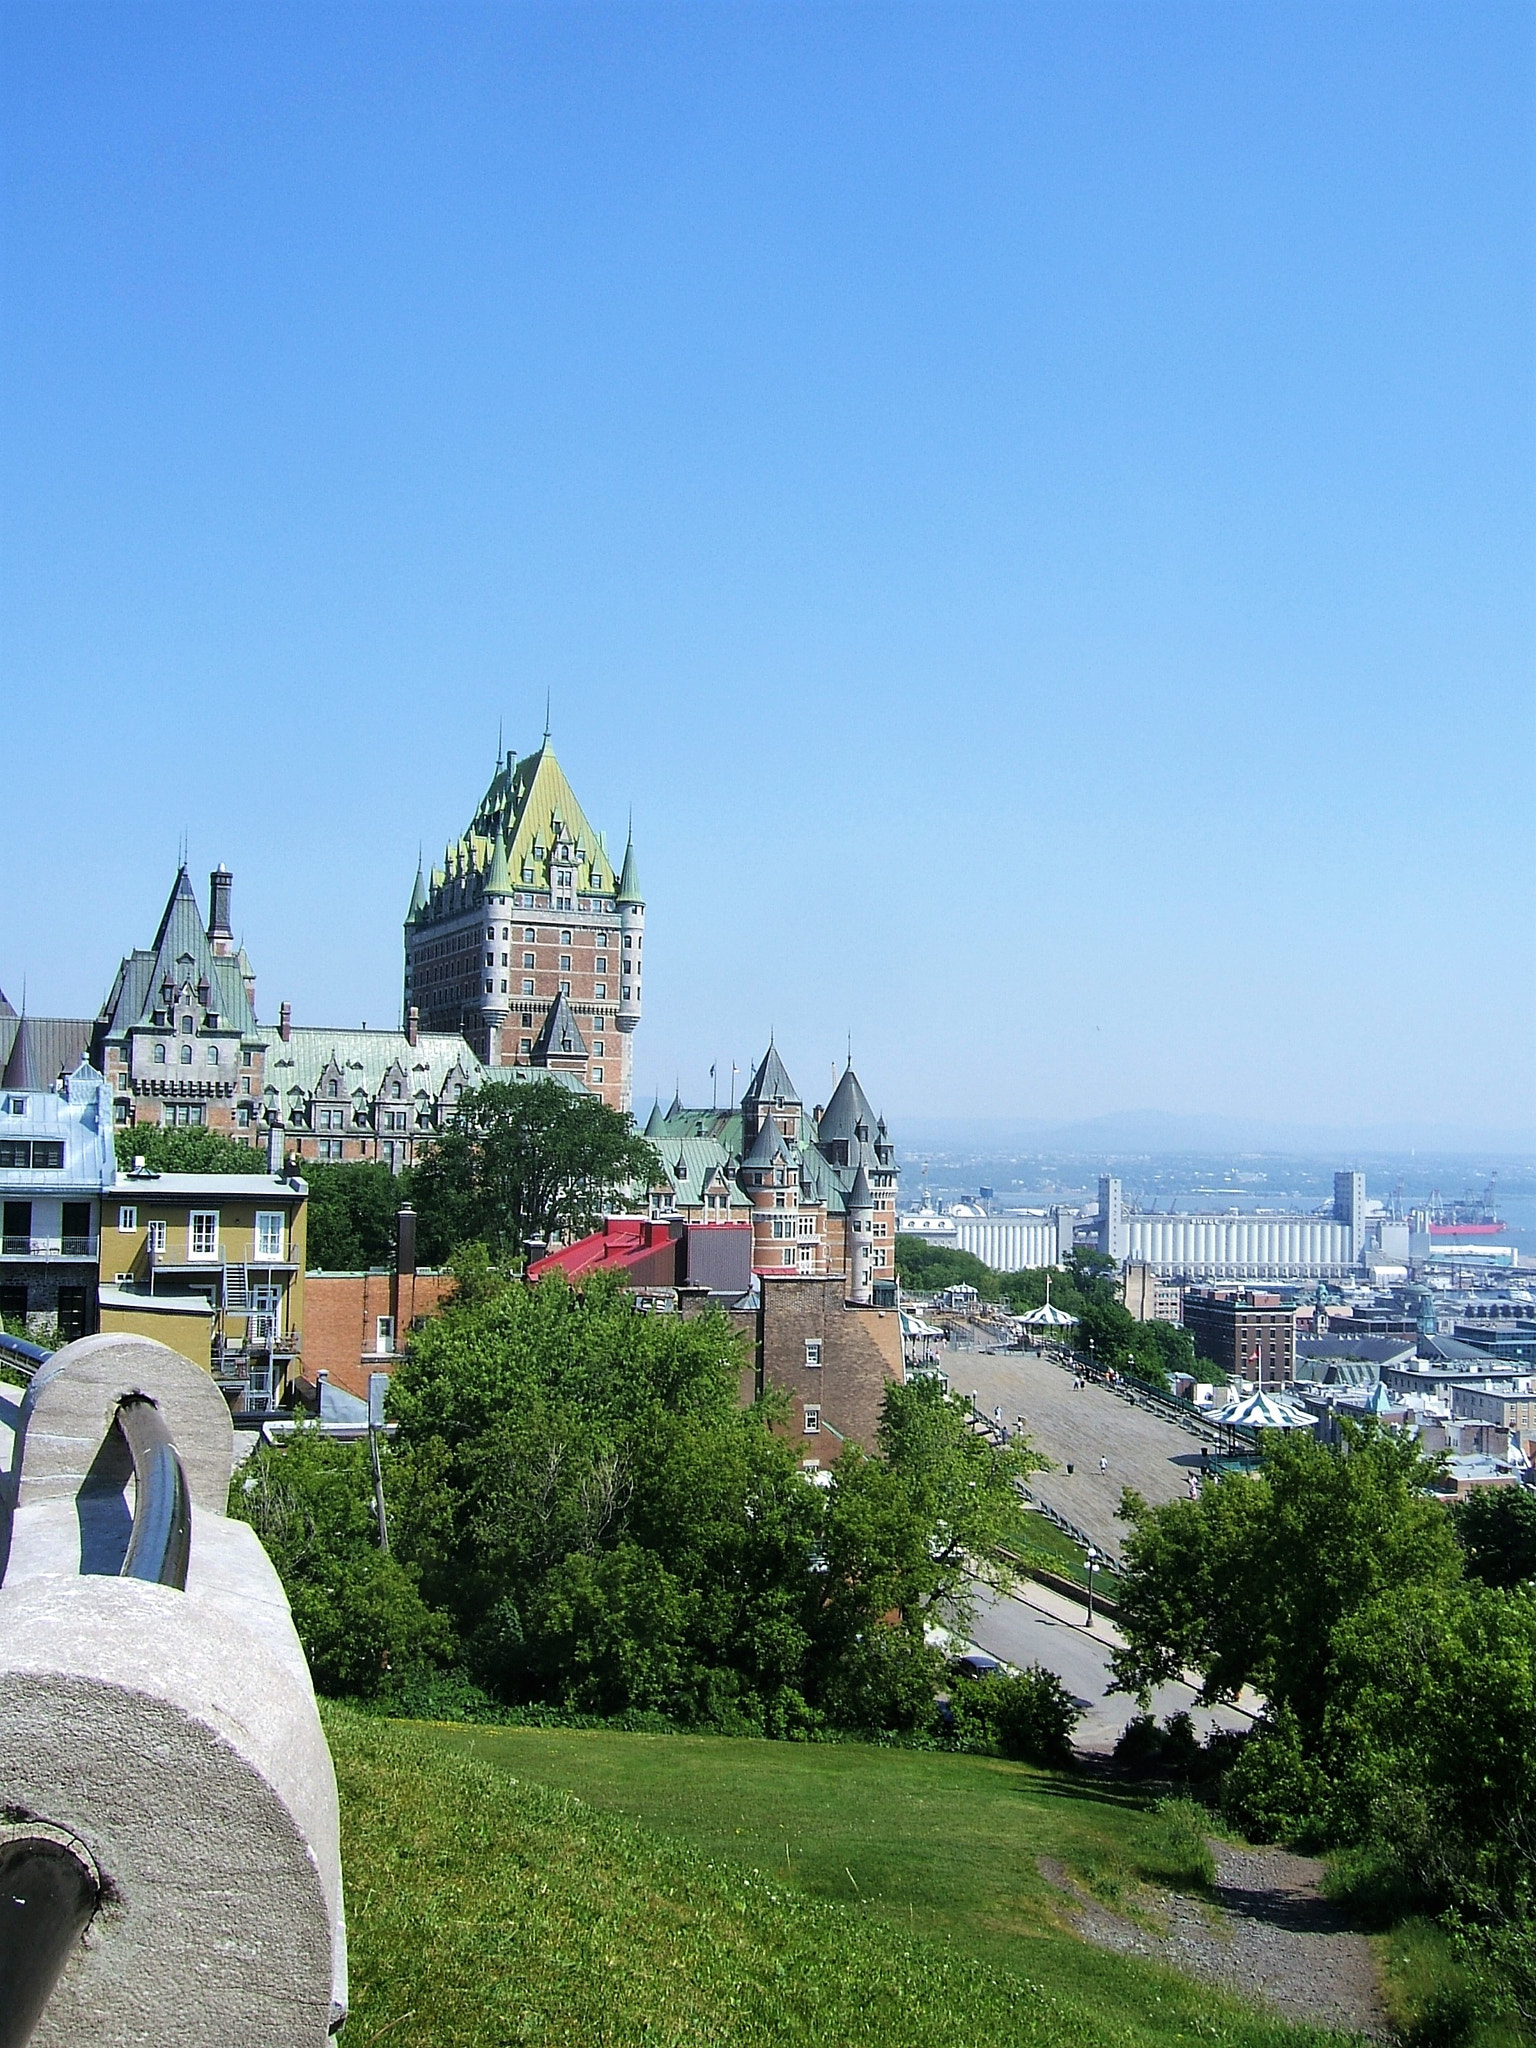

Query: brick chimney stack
left=279, top=1001, right=292, bottom=1043
left=406, top=1006, right=419, bottom=1047
left=208, top=865, right=234, bottom=956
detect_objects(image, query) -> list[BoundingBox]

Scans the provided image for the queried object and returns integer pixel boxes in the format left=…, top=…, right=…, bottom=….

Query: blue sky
left=3, top=3, right=1532, bottom=1141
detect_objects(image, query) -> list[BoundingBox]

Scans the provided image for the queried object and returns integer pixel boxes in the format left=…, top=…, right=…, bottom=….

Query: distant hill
left=888, top=1110, right=1536, bottom=1158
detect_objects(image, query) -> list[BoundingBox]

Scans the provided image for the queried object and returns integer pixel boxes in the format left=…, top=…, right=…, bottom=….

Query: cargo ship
left=1425, top=1188, right=1506, bottom=1239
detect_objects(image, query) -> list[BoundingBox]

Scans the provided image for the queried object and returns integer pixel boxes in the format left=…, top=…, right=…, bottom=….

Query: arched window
left=153, top=1043, right=167, bottom=1064
left=327, top=1080, right=339, bottom=1099
left=206, top=1046, right=219, bottom=1064
left=180, top=1044, right=193, bottom=1065
left=391, top=1081, right=402, bottom=1100
left=181, top=1015, right=194, bottom=1035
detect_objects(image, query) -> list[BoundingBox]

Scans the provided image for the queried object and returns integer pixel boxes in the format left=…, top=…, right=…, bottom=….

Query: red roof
left=527, top=1216, right=681, bottom=1283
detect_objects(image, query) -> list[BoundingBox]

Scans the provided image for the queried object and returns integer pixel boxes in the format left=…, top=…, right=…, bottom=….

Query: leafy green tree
left=1111, top=1423, right=1463, bottom=1739
left=411, top=1079, right=659, bottom=1263
left=1322, top=1578, right=1536, bottom=1915
left=385, top=1265, right=824, bottom=1728
left=115, top=1125, right=268, bottom=1174
left=812, top=1377, right=1041, bottom=1727
left=995, top=1261, right=1189, bottom=1393
left=230, top=1427, right=454, bottom=1696
left=302, top=1160, right=408, bottom=1271
left=893, top=1238, right=1000, bottom=1298
left=1451, top=1485, right=1536, bottom=1590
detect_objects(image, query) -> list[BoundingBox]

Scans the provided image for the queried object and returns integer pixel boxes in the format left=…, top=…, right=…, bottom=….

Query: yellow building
left=97, top=1170, right=308, bottom=1412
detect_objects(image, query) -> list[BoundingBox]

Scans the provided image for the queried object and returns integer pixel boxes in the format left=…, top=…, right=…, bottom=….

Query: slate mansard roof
left=1, top=1015, right=96, bottom=1092
left=412, top=737, right=626, bottom=922
left=642, top=1052, right=896, bottom=1217
left=257, top=1025, right=490, bottom=1111
left=97, top=868, right=259, bottom=1041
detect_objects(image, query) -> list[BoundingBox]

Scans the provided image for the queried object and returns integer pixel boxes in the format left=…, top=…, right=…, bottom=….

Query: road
left=964, top=1577, right=1255, bottom=1753
left=946, top=1340, right=1212, bottom=1560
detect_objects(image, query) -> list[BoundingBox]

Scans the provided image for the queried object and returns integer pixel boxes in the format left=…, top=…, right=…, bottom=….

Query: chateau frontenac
left=403, top=736, right=642, bottom=1112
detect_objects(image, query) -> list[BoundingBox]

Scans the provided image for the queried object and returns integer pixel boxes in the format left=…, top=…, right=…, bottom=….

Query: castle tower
left=845, top=1160, right=875, bottom=1305
left=403, top=734, right=640, bottom=1114
left=614, top=828, right=643, bottom=1114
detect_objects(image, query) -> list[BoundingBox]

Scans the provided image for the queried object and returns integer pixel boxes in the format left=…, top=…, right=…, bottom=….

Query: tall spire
left=407, top=849, right=428, bottom=922
left=616, top=823, right=641, bottom=906
left=543, top=687, right=551, bottom=745
left=485, top=824, right=512, bottom=895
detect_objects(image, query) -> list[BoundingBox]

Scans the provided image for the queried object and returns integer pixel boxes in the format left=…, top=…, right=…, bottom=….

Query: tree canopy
left=302, top=1160, right=405, bottom=1271
left=243, top=1261, right=1045, bottom=1739
left=1111, top=1422, right=1463, bottom=1734
left=115, top=1125, right=269, bottom=1174
left=1451, top=1483, right=1536, bottom=1591
left=411, top=1079, right=660, bottom=1264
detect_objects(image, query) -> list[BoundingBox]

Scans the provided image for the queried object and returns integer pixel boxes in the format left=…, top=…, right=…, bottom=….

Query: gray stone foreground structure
left=0, top=1333, right=347, bottom=2044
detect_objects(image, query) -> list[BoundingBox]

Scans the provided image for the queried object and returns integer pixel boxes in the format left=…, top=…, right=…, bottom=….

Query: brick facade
left=736, top=1275, right=904, bottom=1464
left=303, top=1267, right=456, bottom=1402
left=404, top=738, right=643, bottom=1113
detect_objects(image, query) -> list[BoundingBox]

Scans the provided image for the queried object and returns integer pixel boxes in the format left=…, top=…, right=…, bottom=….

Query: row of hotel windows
left=427, top=925, right=641, bottom=952
left=116, top=1207, right=287, bottom=1260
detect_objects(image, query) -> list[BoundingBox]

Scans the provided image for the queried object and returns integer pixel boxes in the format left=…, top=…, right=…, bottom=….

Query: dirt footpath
left=1041, top=1839, right=1388, bottom=2038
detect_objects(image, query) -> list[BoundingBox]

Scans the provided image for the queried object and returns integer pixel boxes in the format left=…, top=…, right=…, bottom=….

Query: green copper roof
left=407, top=861, right=428, bottom=922
left=484, top=826, right=512, bottom=895
left=616, top=831, right=642, bottom=906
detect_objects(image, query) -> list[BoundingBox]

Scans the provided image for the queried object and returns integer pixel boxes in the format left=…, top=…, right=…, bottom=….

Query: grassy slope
left=330, top=1708, right=1355, bottom=2048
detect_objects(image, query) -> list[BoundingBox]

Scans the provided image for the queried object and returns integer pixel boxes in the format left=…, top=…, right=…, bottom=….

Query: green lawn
left=1019, top=1508, right=1103, bottom=1590
left=329, top=1706, right=1360, bottom=2048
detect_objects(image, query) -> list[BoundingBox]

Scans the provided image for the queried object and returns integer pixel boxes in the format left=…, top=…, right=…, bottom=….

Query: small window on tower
left=560, top=930, right=572, bottom=945
left=523, top=952, right=535, bottom=968
left=522, top=979, right=534, bottom=995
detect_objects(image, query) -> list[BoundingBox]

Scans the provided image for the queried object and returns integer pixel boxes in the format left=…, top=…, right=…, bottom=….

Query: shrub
left=941, top=1665, right=1082, bottom=1765
left=1220, top=1710, right=1335, bottom=1848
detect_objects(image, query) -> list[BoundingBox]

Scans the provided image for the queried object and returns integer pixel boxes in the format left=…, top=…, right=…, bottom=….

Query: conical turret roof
left=0, top=1014, right=92, bottom=1091
left=407, top=861, right=428, bottom=922
left=818, top=1062, right=876, bottom=1148
left=742, top=1115, right=792, bottom=1169
left=743, top=1042, right=798, bottom=1106
left=643, top=1098, right=664, bottom=1138
left=846, top=1162, right=873, bottom=1211
left=484, top=826, right=512, bottom=895
left=616, top=831, right=642, bottom=906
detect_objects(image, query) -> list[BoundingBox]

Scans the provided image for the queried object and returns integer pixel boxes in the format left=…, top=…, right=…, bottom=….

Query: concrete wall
left=0, top=1333, right=346, bottom=2043
left=97, top=1296, right=213, bottom=1370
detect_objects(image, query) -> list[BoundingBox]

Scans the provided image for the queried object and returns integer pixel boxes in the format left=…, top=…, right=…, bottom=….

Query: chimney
left=266, top=1114, right=284, bottom=1174
left=279, top=1001, right=292, bottom=1044
left=209, top=866, right=234, bottom=955
left=395, top=1205, right=417, bottom=1279
left=406, top=1006, right=419, bottom=1047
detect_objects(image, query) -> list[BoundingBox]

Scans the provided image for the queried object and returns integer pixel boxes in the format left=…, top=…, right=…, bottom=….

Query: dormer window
left=391, top=1082, right=403, bottom=1099
left=327, top=1080, right=339, bottom=1099
left=181, top=1015, right=194, bottom=1035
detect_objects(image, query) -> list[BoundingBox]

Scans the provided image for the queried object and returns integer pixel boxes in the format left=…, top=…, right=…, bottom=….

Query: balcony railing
left=0, top=1236, right=98, bottom=1260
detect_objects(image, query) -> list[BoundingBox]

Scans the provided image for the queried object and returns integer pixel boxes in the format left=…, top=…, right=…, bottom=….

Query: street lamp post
left=1085, top=1546, right=1099, bottom=1627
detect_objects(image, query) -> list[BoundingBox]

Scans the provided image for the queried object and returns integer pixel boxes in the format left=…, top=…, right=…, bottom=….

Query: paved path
left=950, top=1345, right=1212, bottom=1561
left=965, top=1578, right=1254, bottom=1753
